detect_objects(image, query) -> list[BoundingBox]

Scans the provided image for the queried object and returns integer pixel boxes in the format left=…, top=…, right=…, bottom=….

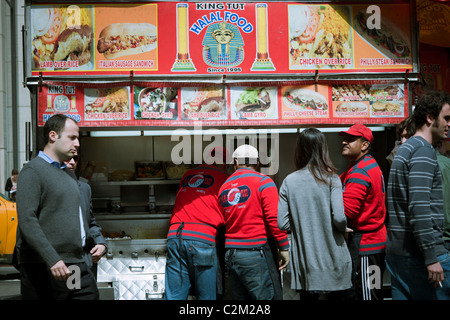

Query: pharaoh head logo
left=203, top=22, right=244, bottom=68
left=212, top=22, right=235, bottom=48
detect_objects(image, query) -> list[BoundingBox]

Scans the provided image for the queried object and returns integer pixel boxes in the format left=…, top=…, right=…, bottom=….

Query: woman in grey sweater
left=278, top=128, right=352, bottom=300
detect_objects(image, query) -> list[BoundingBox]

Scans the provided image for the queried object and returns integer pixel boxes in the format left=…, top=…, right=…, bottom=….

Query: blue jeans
left=386, top=253, right=450, bottom=300
left=165, top=239, right=217, bottom=300
left=225, top=248, right=274, bottom=300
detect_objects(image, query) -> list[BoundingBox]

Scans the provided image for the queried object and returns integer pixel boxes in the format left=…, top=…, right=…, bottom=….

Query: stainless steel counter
left=97, top=238, right=167, bottom=300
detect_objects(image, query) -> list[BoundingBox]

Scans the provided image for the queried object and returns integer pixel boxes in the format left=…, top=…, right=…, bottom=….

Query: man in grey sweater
left=16, top=114, right=99, bottom=299
left=387, top=91, right=450, bottom=300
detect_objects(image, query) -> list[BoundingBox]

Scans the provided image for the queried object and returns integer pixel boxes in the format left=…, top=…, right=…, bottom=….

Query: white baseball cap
left=232, top=144, right=259, bottom=159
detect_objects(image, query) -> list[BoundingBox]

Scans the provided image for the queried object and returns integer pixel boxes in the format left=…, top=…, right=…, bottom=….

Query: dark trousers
left=347, top=232, right=386, bottom=300
left=20, top=259, right=99, bottom=300
left=351, top=253, right=386, bottom=300
left=299, top=290, right=348, bottom=300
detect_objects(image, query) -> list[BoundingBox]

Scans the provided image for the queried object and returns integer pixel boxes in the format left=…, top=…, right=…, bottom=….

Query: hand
left=345, top=227, right=353, bottom=242
left=427, top=261, right=444, bottom=288
left=278, top=250, right=290, bottom=271
left=50, top=260, right=71, bottom=281
left=90, top=244, right=107, bottom=264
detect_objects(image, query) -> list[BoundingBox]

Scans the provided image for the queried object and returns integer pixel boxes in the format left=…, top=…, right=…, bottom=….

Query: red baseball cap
left=339, top=124, right=374, bottom=143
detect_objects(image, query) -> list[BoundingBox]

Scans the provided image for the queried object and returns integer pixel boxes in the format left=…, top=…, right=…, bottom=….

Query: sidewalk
left=0, top=264, right=21, bottom=300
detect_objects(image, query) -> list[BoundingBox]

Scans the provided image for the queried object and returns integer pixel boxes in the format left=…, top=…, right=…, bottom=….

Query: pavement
left=0, top=262, right=391, bottom=300
left=0, top=264, right=21, bottom=300
left=0, top=263, right=115, bottom=300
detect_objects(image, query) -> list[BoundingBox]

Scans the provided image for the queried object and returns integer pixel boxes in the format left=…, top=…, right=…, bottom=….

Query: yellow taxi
left=0, top=193, right=17, bottom=255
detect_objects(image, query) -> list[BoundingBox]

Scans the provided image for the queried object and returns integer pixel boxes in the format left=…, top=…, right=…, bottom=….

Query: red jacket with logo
left=167, top=165, right=229, bottom=245
left=340, top=154, right=387, bottom=255
left=218, top=167, right=289, bottom=250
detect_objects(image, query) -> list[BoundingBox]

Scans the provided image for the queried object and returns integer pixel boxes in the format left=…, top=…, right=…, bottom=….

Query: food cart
left=23, top=0, right=419, bottom=299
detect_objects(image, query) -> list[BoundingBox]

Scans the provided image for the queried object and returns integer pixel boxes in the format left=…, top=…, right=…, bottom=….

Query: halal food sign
left=189, top=8, right=254, bottom=72
left=28, top=2, right=413, bottom=76
left=172, top=2, right=275, bottom=73
left=189, top=3, right=254, bottom=34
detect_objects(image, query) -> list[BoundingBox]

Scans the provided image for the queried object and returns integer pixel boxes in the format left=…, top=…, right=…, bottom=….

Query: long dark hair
left=294, top=128, right=337, bottom=184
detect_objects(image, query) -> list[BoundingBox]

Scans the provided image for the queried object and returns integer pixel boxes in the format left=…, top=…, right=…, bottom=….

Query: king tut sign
left=28, top=1, right=414, bottom=76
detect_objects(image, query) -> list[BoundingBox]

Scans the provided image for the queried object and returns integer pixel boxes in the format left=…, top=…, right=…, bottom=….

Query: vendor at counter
left=218, top=144, right=289, bottom=300
left=165, top=147, right=229, bottom=300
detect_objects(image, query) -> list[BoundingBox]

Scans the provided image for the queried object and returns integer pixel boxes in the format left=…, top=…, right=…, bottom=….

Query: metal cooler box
left=97, top=238, right=167, bottom=300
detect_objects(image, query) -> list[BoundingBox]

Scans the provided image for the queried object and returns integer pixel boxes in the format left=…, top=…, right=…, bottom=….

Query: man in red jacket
left=165, top=147, right=229, bottom=300
left=339, top=124, right=387, bottom=300
left=218, top=144, right=289, bottom=300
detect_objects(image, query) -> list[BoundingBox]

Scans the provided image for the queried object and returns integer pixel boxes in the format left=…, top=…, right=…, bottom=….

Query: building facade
left=0, top=0, right=31, bottom=195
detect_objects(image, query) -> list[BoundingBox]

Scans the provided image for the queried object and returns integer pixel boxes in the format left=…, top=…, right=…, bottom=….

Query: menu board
left=180, top=87, right=227, bottom=120
left=37, top=81, right=408, bottom=127
left=29, top=1, right=414, bottom=76
left=134, top=87, right=178, bottom=120
left=281, top=85, right=330, bottom=120
left=229, top=87, right=278, bottom=120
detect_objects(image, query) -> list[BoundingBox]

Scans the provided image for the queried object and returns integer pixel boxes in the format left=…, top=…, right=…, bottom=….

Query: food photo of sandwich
left=371, top=101, right=402, bottom=114
left=230, top=87, right=278, bottom=120
left=335, top=101, right=368, bottom=113
left=180, top=87, right=227, bottom=120
left=97, top=23, right=157, bottom=59
left=283, top=88, right=328, bottom=112
left=31, top=5, right=94, bottom=70
left=289, top=5, right=352, bottom=69
left=334, top=101, right=369, bottom=117
left=353, top=9, right=411, bottom=60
